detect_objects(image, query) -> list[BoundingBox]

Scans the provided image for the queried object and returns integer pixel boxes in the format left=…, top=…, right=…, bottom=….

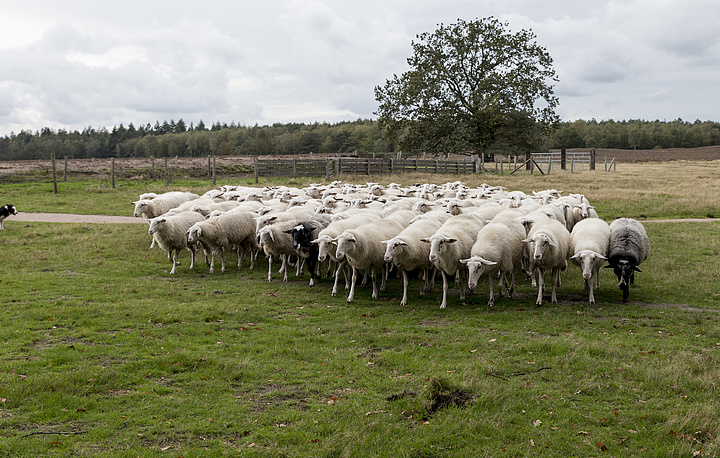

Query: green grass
left=1, top=169, right=720, bottom=456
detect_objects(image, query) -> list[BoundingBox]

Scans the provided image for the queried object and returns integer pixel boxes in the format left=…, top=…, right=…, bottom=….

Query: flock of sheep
left=133, top=181, right=650, bottom=306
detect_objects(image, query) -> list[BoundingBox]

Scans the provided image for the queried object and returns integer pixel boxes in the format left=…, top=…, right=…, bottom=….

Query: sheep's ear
left=547, top=238, right=557, bottom=247
left=633, top=266, right=642, bottom=272
left=397, top=240, right=408, bottom=246
left=269, top=216, right=278, bottom=222
left=569, top=252, right=581, bottom=259
left=521, top=237, right=532, bottom=243
left=459, top=258, right=470, bottom=265
left=597, top=254, right=607, bottom=260
left=446, top=238, right=458, bottom=244
left=380, top=240, right=389, bottom=245
left=283, top=229, right=293, bottom=234
left=420, top=238, right=430, bottom=243
left=604, top=264, right=614, bottom=269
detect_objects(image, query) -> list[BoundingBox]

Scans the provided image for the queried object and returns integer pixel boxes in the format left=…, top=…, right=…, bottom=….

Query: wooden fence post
left=292, top=158, right=297, bottom=178
left=51, top=151, right=58, bottom=194
left=207, top=155, right=211, bottom=179
left=63, top=156, right=68, bottom=182
left=111, top=157, right=116, bottom=188
left=164, top=157, right=169, bottom=186
left=561, top=148, right=567, bottom=170
left=212, top=155, right=216, bottom=185
left=366, top=158, right=371, bottom=176
left=254, top=157, right=259, bottom=184
left=151, top=156, right=156, bottom=181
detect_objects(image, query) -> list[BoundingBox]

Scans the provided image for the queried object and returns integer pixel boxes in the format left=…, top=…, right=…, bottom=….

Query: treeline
left=2, top=118, right=719, bottom=161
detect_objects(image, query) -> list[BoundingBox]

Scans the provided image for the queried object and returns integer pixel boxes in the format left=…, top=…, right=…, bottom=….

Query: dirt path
left=7, top=213, right=146, bottom=224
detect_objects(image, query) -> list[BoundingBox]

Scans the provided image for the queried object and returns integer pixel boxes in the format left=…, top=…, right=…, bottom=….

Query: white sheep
left=133, top=192, right=200, bottom=218
left=257, top=221, right=297, bottom=282
left=421, top=213, right=486, bottom=309
left=382, top=217, right=442, bottom=306
left=569, top=218, right=610, bottom=304
left=334, top=219, right=405, bottom=302
left=461, top=216, right=526, bottom=306
left=186, top=211, right=259, bottom=273
left=522, top=219, right=571, bottom=305
left=313, top=212, right=381, bottom=296
left=148, top=211, right=206, bottom=274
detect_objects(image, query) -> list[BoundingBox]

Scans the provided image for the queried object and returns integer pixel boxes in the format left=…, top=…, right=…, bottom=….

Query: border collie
left=0, top=204, right=17, bottom=229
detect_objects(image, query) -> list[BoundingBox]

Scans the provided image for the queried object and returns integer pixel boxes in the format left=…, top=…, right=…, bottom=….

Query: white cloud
left=1, top=0, right=719, bottom=135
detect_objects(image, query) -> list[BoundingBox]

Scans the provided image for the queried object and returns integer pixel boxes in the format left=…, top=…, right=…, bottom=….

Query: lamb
left=185, top=211, right=259, bottom=273
left=421, top=213, right=486, bottom=308
left=133, top=192, right=200, bottom=218
left=333, top=219, right=406, bottom=302
left=569, top=218, right=610, bottom=304
left=461, top=216, right=526, bottom=306
left=148, top=211, right=206, bottom=274
left=522, top=218, right=571, bottom=305
left=606, top=218, right=650, bottom=303
left=382, top=217, right=442, bottom=306
left=0, top=204, right=18, bottom=230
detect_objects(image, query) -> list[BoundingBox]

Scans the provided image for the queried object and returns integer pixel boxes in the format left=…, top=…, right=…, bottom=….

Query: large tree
left=374, top=17, right=559, bottom=157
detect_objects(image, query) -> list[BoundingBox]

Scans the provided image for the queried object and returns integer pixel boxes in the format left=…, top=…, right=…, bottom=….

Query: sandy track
left=7, top=213, right=147, bottom=224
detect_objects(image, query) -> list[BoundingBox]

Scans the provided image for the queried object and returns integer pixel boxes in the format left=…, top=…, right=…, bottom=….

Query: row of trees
left=1, top=118, right=719, bottom=162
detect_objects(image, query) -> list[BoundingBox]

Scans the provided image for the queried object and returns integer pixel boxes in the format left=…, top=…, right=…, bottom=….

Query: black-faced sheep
left=606, top=218, right=650, bottom=303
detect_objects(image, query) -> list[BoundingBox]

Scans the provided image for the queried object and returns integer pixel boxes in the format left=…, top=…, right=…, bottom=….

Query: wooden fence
left=254, top=157, right=479, bottom=182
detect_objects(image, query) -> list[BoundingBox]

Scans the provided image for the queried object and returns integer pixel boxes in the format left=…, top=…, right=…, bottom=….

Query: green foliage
left=552, top=118, right=720, bottom=150
left=374, top=17, right=559, bottom=156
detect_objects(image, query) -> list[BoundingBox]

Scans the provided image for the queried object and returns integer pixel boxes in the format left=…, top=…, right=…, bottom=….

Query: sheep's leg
left=420, top=268, right=427, bottom=296
left=535, top=267, right=544, bottom=305
left=361, top=269, right=368, bottom=287
left=347, top=266, right=358, bottom=303
left=237, top=246, right=245, bottom=269
left=400, top=269, right=409, bottom=306
left=220, top=247, right=227, bottom=273
left=550, top=267, right=559, bottom=304
left=440, top=270, right=448, bottom=309
left=588, top=273, right=596, bottom=305
left=487, top=272, right=495, bottom=307
left=267, top=255, right=273, bottom=281
left=380, top=264, right=388, bottom=291
left=507, top=268, right=516, bottom=298
left=282, top=255, right=288, bottom=282
left=331, top=259, right=345, bottom=296
left=249, top=250, right=257, bottom=270
left=189, top=245, right=197, bottom=270
left=370, top=267, right=378, bottom=300
left=459, top=271, right=467, bottom=301
left=344, top=264, right=352, bottom=290
left=208, top=249, right=216, bottom=274
left=170, top=250, right=179, bottom=275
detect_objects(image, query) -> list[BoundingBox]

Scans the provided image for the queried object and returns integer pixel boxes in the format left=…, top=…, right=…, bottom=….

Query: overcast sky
left=1, top=0, right=719, bottom=136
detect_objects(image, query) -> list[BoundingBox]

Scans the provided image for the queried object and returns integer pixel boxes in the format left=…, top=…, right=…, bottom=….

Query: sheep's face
left=570, top=250, right=606, bottom=280
left=461, top=257, right=497, bottom=290
left=314, top=236, right=335, bottom=262
left=524, top=234, right=556, bottom=261
left=133, top=201, right=149, bottom=217
left=424, top=235, right=457, bottom=263
left=333, top=234, right=356, bottom=260
left=382, top=239, right=407, bottom=263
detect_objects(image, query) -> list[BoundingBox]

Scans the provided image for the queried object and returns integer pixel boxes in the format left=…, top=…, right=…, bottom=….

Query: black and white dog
left=0, top=204, right=17, bottom=229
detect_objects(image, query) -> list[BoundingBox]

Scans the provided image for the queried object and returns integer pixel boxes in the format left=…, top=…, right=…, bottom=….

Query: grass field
left=1, top=161, right=720, bottom=456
